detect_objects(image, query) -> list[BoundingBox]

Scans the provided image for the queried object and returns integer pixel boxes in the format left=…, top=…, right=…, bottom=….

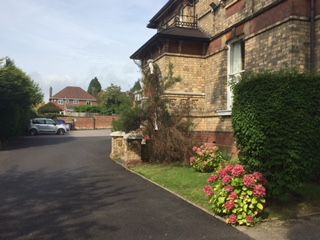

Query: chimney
left=49, top=86, right=53, bottom=100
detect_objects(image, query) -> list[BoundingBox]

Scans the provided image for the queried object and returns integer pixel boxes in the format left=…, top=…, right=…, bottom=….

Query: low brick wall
left=193, top=131, right=239, bottom=158
left=95, top=116, right=115, bottom=129
left=60, top=116, right=118, bottom=130
left=193, top=131, right=234, bottom=148
left=74, top=117, right=95, bottom=130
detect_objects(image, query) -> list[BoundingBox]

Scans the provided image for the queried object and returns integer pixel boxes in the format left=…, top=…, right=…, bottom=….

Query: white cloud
left=0, top=0, right=167, bottom=102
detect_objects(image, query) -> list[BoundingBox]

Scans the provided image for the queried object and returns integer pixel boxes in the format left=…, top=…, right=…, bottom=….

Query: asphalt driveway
left=0, top=130, right=252, bottom=240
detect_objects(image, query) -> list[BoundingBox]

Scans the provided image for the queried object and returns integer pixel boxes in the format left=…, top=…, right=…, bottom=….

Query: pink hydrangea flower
left=192, top=146, right=198, bottom=152
left=225, top=185, right=234, bottom=193
left=254, top=184, right=266, bottom=198
left=208, top=175, right=219, bottom=183
left=222, top=175, right=232, bottom=184
left=197, top=150, right=203, bottom=156
left=229, top=191, right=238, bottom=200
left=231, top=165, right=246, bottom=177
left=243, top=174, right=256, bottom=188
left=246, top=216, right=255, bottom=224
left=220, top=165, right=234, bottom=178
left=189, top=157, right=196, bottom=164
left=228, top=215, right=238, bottom=224
left=253, top=172, right=268, bottom=185
left=225, top=201, right=235, bottom=211
left=203, top=185, right=214, bottom=197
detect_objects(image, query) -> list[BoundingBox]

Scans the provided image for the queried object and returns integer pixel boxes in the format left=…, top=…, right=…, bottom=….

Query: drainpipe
left=310, top=0, right=316, bottom=72
left=193, top=0, right=196, bottom=26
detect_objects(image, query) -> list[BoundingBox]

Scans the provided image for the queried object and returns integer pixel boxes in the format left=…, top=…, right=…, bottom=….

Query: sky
left=0, top=0, right=168, bottom=101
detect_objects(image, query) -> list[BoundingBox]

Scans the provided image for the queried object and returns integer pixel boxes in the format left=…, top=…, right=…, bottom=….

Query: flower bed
left=190, top=144, right=223, bottom=173
left=204, top=164, right=267, bottom=226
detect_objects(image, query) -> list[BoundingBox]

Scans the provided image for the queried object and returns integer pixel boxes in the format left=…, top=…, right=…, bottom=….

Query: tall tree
left=99, top=84, right=132, bottom=114
left=87, top=77, right=102, bottom=97
left=130, top=80, right=142, bottom=93
left=0, top=57, right=43, bottom=147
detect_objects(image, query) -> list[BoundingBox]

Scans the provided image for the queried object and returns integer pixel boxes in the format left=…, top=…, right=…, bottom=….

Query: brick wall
left=144, top=0, right=317, bottom=150
left=156, top=55, right=206, bottom=93
left=245, top=20, right=310, bottom=72
left=74, top=117, right=95, bottom=130
left=193, top=131, right=235, bottom=149
left=95, top=116, right=116, bottom=129
left=60, top=116, right=118, bottom=130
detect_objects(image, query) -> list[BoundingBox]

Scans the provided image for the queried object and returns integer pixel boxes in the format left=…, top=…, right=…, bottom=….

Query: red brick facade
left=131, top=0, right=318, bottom=150
left=60, top=116, right=118, bottom=130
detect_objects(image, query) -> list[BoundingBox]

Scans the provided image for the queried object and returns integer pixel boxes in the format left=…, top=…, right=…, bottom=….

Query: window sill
left=216, top=110, right=232, bottom=116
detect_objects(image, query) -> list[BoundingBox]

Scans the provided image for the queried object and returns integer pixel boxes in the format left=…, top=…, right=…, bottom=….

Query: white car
left=28, top=118, right=68, bottom=136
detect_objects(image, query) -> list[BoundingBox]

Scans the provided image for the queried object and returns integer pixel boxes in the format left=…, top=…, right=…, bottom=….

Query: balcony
left=159, top=14, right=198, bottom=31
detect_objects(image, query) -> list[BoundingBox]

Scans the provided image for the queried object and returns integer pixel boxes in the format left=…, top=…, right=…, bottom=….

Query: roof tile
left=51, top=86, right=97, bottom=101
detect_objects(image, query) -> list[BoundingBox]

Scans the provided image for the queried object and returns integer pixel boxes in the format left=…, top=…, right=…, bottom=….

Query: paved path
left=0, top=130, right=251, bottom=240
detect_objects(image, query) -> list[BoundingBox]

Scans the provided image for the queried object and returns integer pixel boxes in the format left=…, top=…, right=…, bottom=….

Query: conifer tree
left=142, top=62, right=193, bottom=163
left=87, top=77, right=102, bottom=97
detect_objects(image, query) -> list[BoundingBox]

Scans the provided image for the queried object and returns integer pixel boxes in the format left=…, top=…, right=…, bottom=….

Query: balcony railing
left=159, top=14, right=198, bottom=31
left=173, top=15, right=197, bottom=28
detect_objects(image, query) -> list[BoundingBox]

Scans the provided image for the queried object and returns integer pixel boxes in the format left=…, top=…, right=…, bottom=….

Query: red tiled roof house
left=49, top=86, right=97, bottom=112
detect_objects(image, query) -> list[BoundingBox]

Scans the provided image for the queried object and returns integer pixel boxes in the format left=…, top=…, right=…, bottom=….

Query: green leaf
left=218, top=197, right=226, bottom=204
left=257, top=203, right=264, bottom=210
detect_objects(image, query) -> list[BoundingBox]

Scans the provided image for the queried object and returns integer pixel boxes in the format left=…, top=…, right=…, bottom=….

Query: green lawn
left=131, top=163, right=320, bottom=220
left=132, top=164, right=212, bottom=211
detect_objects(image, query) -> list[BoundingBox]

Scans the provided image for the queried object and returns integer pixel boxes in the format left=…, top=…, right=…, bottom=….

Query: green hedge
left=232, top=71, right=320, bottom=198
left=38, top=102, right=61, bottom=114
left=74, top=105, right=113, bottom=115
left=112, top=106, right=142, bottom=132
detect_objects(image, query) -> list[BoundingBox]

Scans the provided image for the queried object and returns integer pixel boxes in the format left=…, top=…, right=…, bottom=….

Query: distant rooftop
left=51, top=86, right=96, bottom=100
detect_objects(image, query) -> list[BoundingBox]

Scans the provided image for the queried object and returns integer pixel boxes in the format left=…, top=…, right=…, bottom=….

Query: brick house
left=131, top=0, right=318, bottom=149
left=49, top=86, right=97, bottom=113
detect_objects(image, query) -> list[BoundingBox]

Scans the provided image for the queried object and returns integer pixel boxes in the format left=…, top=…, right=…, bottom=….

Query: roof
left=130, top=27, right=211, bottom=59
left=147, top=0, right=180, bottom=28
left=51, top=86, right=97, bottom=101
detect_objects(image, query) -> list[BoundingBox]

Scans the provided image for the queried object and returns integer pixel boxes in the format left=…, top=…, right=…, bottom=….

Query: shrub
left=0, top=58, right=43, bottom=146
left=190, top=144, right=222, bottom=173
left=142, top=63, right=194, bottom=163
left=232, top=71, right=320, bottom=198
left=204, top=164, right=267, bottom=226
left=112, top=106, right=142, bottom=133
left=38, top=102, right=61, bottom=114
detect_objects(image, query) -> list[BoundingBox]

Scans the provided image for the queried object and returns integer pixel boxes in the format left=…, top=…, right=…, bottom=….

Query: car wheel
left=29, top=129, right=37, bottom=136
left=57, top=129, right=65, bottom=135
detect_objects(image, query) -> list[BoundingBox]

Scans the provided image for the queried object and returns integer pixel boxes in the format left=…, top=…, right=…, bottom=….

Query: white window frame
left=227, top=39, right=245, bottom=111
left=73, top=100, right=79, bottom=104
left=58, top=100, right=64, bottom=105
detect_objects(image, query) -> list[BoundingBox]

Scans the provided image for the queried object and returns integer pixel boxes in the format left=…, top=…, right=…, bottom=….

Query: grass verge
left=131, top=163, right=320, bottom=220
left=132, top=163, right=212, bottom=211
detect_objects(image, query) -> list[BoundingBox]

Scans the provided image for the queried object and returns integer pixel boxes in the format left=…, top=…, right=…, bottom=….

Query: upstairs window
left=227, top=39, right=245, bottom=110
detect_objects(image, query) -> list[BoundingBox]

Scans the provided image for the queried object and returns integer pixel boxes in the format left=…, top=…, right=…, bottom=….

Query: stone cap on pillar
left=124, top=131, right=144, bottom=140
left=110, top=131, right=125, bottom=137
